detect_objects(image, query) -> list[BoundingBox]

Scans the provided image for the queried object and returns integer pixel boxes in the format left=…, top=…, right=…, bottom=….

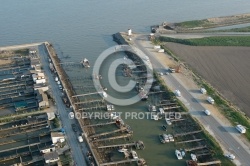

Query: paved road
left=38, top=44, right=88, bottom=166
left=133, top=35, right=250, bottom=166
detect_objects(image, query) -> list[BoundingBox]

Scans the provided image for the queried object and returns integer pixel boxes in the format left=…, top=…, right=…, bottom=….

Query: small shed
left=44, top=151, right=59, bottom=164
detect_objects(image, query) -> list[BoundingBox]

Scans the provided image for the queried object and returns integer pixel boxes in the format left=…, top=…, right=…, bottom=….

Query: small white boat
left=175, top=150, right=183, bottom=160
left=163, top=134, right=170, bottom=142
left=168, top=134, right=174, bottom=142
left=101, top=91, right=108, bottom=98
left=159, top=108, right=164, bottom=114
left=118, top=148, right=128, bottom=153
left=165, top=118, right=172, bottom=125
left=181, top=151, right=185, bottom=157
left=153, top=115, right=159, bottom=120
left=191, top=153, right=197, bottom=161
left=81, top=58, right=90, bottom=68
left=106, top=104, right=114, bottom=111
left=110, top=112, right=120, bottom=120
left=131, top=150, right=138, bottom=159
left=148, top=105, right=156, bottom=112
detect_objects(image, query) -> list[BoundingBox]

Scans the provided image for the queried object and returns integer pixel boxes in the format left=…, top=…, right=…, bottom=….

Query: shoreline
left=154, top=13, right=250, bottom=33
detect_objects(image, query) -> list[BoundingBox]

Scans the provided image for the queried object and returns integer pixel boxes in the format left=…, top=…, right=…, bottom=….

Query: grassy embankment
left=14, top=49, right=29, bottom=56
left=216, top=26, right=250, bottom=32
left=176, top=20, right=210, bottom=29
left=175, top=14, right=250, bottom=31
left=156, top=36, right=250, bottom=142
left=153, top=72, right=234, bottom=165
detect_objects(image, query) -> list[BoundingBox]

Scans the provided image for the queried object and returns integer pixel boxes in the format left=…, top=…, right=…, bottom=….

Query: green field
left=159, top=36, right=250, bottom=47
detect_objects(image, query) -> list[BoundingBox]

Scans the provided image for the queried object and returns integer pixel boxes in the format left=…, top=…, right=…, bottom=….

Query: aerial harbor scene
left=0, top=1, right=250, bottom=166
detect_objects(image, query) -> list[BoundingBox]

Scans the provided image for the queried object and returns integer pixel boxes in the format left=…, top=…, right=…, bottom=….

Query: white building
left=47, top=112, right=55, bottom=121
left=34, top=83, right=49, bottom=92
left=30, top=58, right=40, bottom=68
left=51, top=132, right=65, bottom=144
left=32, top=72, right=46, bottom=84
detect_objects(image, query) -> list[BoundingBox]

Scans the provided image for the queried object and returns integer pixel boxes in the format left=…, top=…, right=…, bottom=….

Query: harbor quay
left=0, top=32, right=232, bottom=166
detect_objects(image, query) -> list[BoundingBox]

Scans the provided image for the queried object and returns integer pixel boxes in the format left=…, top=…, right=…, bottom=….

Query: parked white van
left=207, top=97, right=215, bottom=104
left=236, top=124, right=246, bottom=134
left=200, top=88, right=207, bottom=94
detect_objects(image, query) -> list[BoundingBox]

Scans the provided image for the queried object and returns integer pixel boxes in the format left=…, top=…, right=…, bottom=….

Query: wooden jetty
left=157, top=103, right=177, bottom=106
left=98, top=140, right=145, bottom=150
left=72, top=92, right=100, bottom=98
left=83, top=121, right=116, bottom=128
left=78, top=105, right=106, bottom=111
left=176, top=139, right=203, bottom=144
left=163, top=105, right=180, bottom=110
left=196, top=152, right=211, bottom=157
left=185, top=145, right=207, bottom=152
left=197, top=160, right=221, bottom=165
left=171, top=119, right=185, bottom=122
left=148, top=91, right=166, bottom=95
left=74, top=99, right=104, bottom=105
left=89, top=128, right=127, bottom=138
left=174, top=130, right=202, bottom=137
left=160, top=100, right=171, bottom=103
left=98, top=142, right=136, bottom=149
left=91, top=134, right=132, bottom=143
left=99, top=158, right=139, bottom=166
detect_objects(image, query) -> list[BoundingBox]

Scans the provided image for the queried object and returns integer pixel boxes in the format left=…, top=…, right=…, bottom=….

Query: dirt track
left=165, top=42, right=250, bottom=117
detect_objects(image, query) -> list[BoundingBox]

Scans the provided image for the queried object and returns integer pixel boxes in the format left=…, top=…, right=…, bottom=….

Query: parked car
left=226, top=154, right=235, bottom=160
left=200, top=88, right=207, bottom=94
left=71, top=124, right=77, bottom=132
left=78, top=136, right=83, bottom=142
left=158, top=72, right=164, bottom=76
left=235, top=124, right=246, bottom=134
left=175, top=90, right=181, bottom=97
left=204, top=109, right=211, bottom=116
left=207, top=97, right=214, bottom=104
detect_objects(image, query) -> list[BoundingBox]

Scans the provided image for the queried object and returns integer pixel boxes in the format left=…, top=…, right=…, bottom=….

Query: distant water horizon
left=1, top=1, right=250, bottom=60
